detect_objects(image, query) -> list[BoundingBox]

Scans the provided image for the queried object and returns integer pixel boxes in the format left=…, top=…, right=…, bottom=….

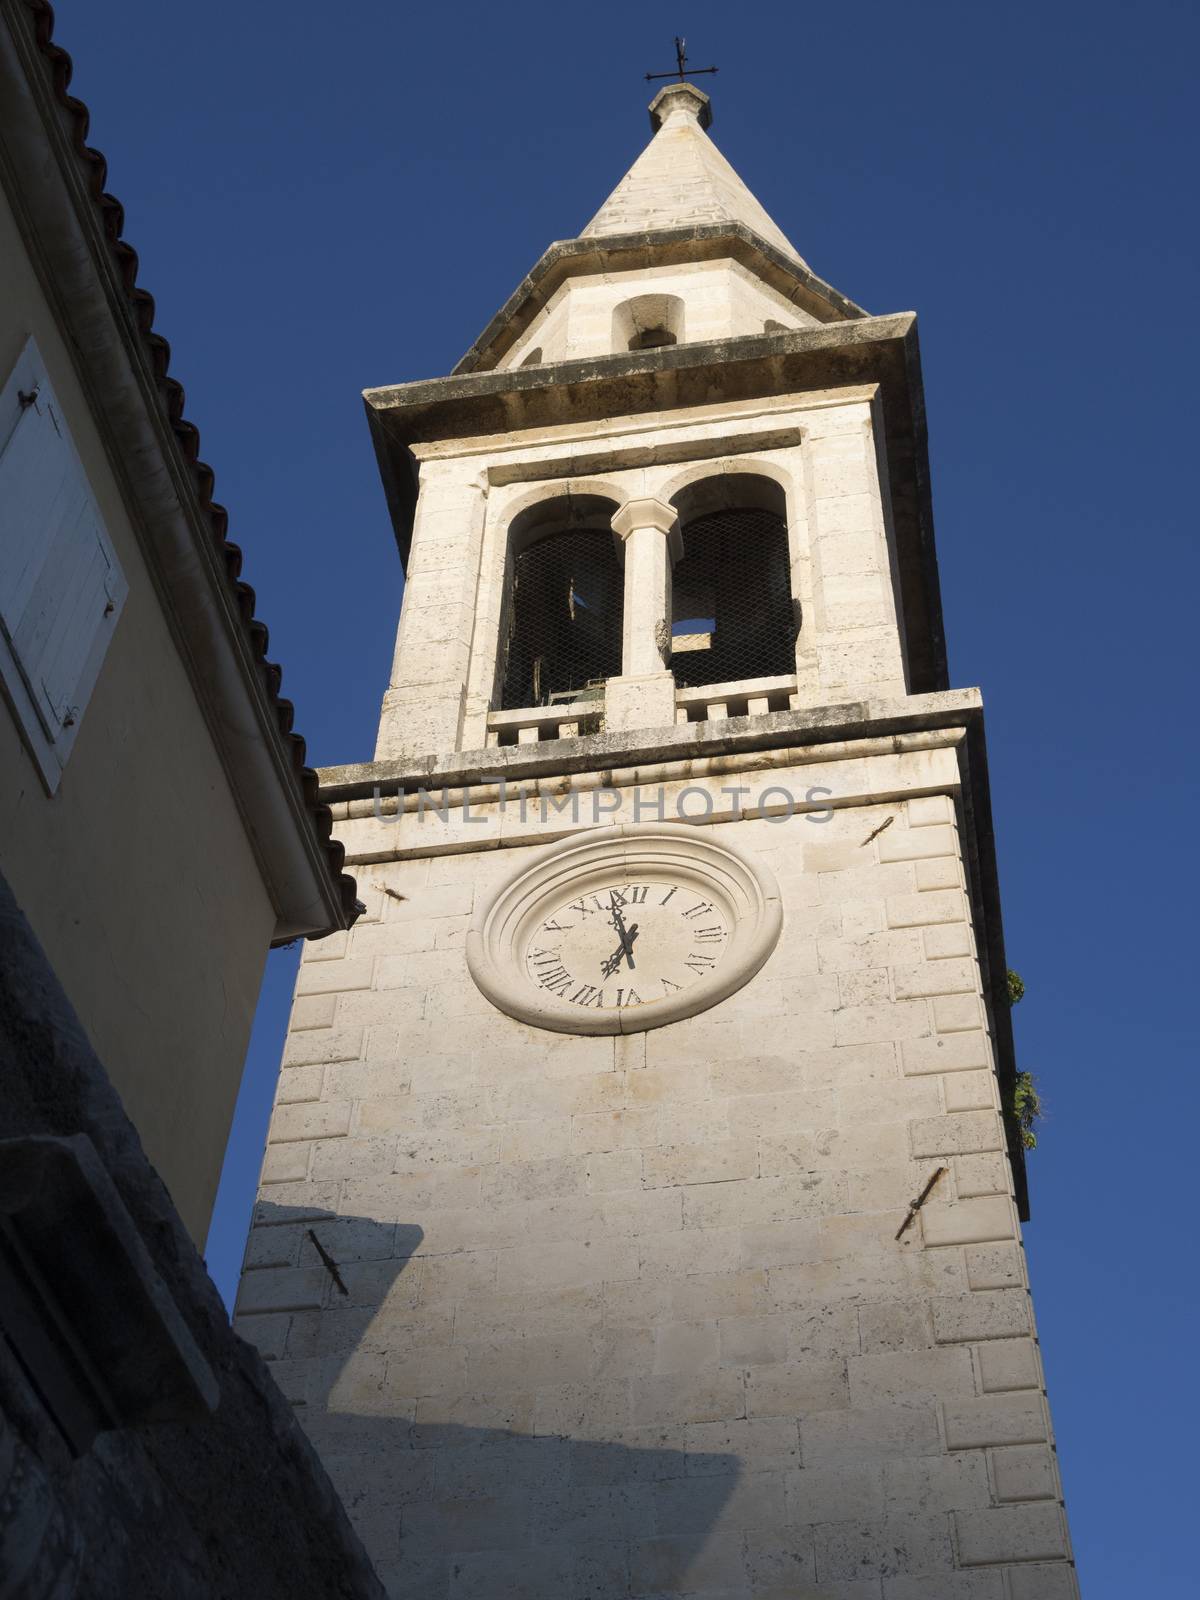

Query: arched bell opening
left=498, top=495, right=623, bottom=712
left=667, top=473, right=796, bottom=691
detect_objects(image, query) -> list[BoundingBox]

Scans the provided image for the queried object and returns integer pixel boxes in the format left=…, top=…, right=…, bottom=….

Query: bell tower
left=237, top=79, right=1080, bottom=1599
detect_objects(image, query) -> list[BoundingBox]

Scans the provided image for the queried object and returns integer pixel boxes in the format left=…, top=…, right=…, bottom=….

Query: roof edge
left=3, top=0, right=357, bottom=935
left=381, top=312, right=914, bottom=420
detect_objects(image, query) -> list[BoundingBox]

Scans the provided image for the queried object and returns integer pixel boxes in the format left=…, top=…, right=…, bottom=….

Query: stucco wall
left=235, top=767, right=1078, bottom=1598
left=0, top=185, right=275, bottom=1242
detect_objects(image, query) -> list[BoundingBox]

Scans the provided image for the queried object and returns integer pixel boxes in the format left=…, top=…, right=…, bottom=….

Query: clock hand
left=600, top=922, right=639, bottom=978
left=608, top=904, right=633, bottom=954
left=610, top=905, right=638, bottom=962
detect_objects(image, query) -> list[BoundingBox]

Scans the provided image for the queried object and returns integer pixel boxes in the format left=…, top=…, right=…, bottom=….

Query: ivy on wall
left=1011, top=1071, right=1043, bottom=1151
left=1004, top=969, right=1041, bottom=1150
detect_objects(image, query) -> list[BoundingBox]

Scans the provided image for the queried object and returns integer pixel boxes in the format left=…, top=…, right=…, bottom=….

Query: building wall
left=236, top=758, right=1079, bottom=1598
left=0, top=185, right=276, bottom=1242
left=0, top=869, right=384, bottom=1600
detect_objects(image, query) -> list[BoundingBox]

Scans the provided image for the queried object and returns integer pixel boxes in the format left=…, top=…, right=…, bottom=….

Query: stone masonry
left=236, top=752, right=1079, bottom=1599
left=236, top=76, right=1079, bottom=1600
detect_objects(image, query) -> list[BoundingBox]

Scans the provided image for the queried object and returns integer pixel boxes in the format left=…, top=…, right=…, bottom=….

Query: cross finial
left=645, top=36, right=718, bottom=83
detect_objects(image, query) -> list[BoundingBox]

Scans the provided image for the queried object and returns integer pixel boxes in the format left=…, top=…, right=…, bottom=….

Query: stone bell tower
left=236, top=80, right=1080, bottom=1599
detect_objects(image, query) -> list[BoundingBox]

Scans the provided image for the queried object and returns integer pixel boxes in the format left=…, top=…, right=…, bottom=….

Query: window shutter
left=0, top=392, right=67, bottom=633
left=0, top=341, right=127, bottom=790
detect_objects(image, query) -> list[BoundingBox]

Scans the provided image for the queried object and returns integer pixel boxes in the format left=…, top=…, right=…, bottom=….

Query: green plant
left=1011, top=1070, right=1042, bottom=1150
left=1006, top=970, right=1025, bottom=1006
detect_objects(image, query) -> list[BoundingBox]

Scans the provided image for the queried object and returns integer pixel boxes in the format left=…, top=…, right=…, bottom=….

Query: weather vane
left=645, top=37, right=718, bottom=83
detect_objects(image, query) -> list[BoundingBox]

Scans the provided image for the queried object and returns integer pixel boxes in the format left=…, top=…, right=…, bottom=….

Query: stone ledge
left=317, top=690, right=983, bottom=800
left=450, top=223, right=870, bottom=379
left=0, top=1134, right=218, bottom=1444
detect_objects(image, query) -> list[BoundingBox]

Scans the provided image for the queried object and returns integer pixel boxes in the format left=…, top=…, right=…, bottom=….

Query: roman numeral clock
left=466, top=824, right=783, bottom=1033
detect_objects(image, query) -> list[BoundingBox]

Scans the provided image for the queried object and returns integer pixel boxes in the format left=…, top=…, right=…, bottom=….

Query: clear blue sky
left=52, top=1, right=1197, bottom=1592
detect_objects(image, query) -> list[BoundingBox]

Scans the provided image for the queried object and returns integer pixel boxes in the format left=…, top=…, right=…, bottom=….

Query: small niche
left=613, top=294, right=685, bottom=354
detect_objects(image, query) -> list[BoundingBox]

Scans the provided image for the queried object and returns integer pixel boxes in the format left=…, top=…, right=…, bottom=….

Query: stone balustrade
left=486, top=674, right=800, bottom=747
left=675, top=673, right=798, bottom=723
left=485, top=697, right=605, bottom=747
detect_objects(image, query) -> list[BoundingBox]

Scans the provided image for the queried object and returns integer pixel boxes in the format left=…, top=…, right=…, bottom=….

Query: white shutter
left=0, top=339, right=127, bottom=791
left=0, top=392, right=66, bottom=631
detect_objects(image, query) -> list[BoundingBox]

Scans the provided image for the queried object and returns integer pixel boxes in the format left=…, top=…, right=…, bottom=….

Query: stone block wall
left=236, top=781, right=1078, bottom=1598
left=497, top=259, right=821, bottom=371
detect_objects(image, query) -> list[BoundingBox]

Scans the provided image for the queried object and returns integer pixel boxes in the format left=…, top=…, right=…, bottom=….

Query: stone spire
left=581, top=82, right=808, bottom=267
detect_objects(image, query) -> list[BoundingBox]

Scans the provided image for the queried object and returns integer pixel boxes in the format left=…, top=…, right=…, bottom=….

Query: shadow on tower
left=247, top=1199, right=744, bottom=1600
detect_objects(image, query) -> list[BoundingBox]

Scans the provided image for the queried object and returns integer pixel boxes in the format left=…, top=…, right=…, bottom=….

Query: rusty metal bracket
left=306, top=1228, right=349, bottom=1296
left=894, top=1166, right=947, bottom=1241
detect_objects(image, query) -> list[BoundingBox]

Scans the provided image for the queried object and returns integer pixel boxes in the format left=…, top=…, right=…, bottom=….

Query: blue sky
left=52, top=1, right=1198, bottom=1591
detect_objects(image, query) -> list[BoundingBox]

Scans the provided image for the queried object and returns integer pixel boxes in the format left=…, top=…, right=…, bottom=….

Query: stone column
left=605, top=497, right=681, bottom=733
left=805, top=400, right=907, bottom=702
left=374, top=462, right=488, bottom=762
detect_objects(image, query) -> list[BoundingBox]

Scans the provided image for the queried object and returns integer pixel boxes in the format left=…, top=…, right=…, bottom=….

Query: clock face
left=467, top=825, right=782, bottom=1036
left=525, top=881, right=730, bottom=1015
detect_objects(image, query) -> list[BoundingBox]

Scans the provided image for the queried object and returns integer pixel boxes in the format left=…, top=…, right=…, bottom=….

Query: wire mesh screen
left=501, top=529, right=624, bottom=709
left=670, top=507, right=796, bottom=689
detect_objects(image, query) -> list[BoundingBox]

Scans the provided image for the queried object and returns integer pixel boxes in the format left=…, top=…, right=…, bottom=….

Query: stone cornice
left=317, top=690, right=980, bottom=799
left=451, top=222, right=867, bottom=377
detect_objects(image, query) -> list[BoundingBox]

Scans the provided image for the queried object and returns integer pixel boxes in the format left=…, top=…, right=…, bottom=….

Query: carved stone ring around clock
left=465, top=823, right=783, bottom=1035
